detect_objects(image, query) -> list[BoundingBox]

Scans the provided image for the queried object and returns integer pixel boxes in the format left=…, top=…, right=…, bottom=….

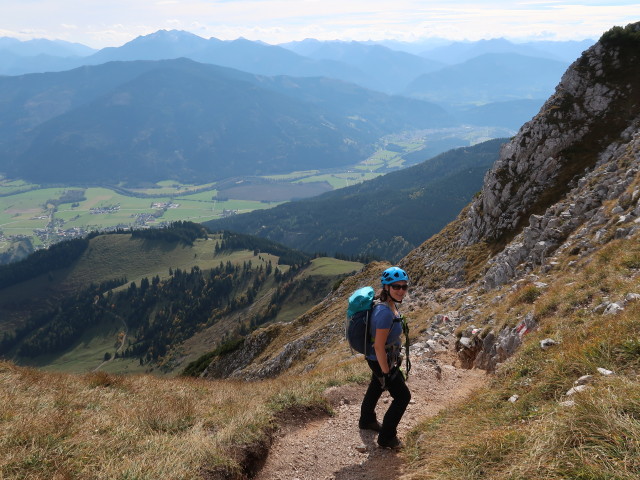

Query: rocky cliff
left=404, top=22, right=640, bottom=291
left=203, top=23, right=640, bottom=380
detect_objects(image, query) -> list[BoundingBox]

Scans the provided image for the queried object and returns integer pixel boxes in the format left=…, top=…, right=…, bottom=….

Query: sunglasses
left=389, top=284, right=409, bottom=291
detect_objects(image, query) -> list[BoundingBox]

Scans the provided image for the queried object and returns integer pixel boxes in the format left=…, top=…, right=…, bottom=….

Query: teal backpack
left=346, top=286, right=376, bottom=355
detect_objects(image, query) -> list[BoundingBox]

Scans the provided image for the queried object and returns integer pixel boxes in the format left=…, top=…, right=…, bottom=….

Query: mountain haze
left=0, top=37, right=95, bottom=57
left=279, top=39, right=445, bottom=93
left=420, top=37, right=594, bottom=64
left=0, top=31, right=584, bottom=106
left=405, top=52, right=569, bottom=104
left=1, top=30, right=368, bottom=86
left=1, top=58, right=453, bottom=184
left=0, top=30, right=583, bottom=141
left=451, top=98, right=545, bottom=130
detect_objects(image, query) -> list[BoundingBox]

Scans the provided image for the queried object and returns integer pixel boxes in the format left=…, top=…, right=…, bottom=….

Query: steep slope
left=192, top=24, right=640, bottom=479
left=203, top=21, right=640, bottom=396
left=403, top=23, right=640, bottom=292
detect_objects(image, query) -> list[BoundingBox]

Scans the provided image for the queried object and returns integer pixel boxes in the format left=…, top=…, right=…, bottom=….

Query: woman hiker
left=358, top=266, right=411, bottom=449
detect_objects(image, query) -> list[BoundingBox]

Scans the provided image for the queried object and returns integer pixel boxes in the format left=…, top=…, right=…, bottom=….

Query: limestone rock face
left=398, top=24, right=640, bottom=372
left=466, top=41, right=630, bottom=245
left=482, top=130, right=640, bottom=289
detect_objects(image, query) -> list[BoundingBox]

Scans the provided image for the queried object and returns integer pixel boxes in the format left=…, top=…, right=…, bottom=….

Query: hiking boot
left=358, top=420, right=382, bottom=432
left=377, top=436, right=403, bottom=450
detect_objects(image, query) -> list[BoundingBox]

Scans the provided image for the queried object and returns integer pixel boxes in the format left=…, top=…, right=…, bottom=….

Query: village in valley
left=1, top=201, right=184, bottom=254
left=0, top=179, right=247, bottom=263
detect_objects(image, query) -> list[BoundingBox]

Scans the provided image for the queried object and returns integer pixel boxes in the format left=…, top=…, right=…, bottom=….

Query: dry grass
left=402, top=234, right=640, bottom=480
left=0, top=360, right=364, bottom=480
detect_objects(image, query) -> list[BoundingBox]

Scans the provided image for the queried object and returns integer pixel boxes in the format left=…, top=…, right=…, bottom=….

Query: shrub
left=515, top=285, right=542, bottom=304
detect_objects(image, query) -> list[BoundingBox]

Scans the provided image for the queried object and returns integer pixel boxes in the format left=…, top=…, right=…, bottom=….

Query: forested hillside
left=206, top=138, right=504, bottom=261
left=0, top=224, right=359, bottom=374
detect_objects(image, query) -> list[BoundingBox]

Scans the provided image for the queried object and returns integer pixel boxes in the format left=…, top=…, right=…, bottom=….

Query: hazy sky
left=1, top=1, right=639, bottom=48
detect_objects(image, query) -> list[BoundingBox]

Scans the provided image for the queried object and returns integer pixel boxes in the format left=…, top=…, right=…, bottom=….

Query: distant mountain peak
left=127, top=29, right=207, bottom=45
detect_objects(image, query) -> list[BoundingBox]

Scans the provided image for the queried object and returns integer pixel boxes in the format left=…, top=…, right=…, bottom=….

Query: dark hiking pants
left=360, top=359, right=411, bottom=441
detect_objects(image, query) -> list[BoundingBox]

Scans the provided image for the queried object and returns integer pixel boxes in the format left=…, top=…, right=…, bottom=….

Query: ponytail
left=376, top=287, right=389, bottom=303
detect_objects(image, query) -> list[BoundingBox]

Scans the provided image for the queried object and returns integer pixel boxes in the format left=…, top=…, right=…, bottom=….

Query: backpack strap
left=401, top=315, right=411, bottom=377
left=387, top=314, right=411, bottom=377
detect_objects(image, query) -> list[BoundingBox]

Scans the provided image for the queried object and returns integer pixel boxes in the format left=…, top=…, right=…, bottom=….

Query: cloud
left=2, top=0, right=639, bottom=47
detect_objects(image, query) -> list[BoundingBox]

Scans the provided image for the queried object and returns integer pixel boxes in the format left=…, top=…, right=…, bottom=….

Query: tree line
left=215, top=230, right=311, bottom=266
left=131, top=220, right=209, bottom=245
left=0, top=221, right=210, bottom=289
left=0, top=237, right=89, bottom=290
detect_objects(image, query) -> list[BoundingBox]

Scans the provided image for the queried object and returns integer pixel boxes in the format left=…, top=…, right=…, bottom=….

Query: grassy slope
left=401, top=233, right=640, bottom=479
left=0, top=233, right=224, bottom=332
left=0, top=256, right=370, bottom=479
left=164, top=256, right=362, bottom=376
left=0, top=358, right=367, bottom=480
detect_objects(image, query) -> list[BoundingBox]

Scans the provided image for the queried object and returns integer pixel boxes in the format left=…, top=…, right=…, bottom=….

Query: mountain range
left=0, top=30, right=590, bottom=190
left=0, top=58, right=453, bottom=184
left=0, top=30, right=580, bottom=186
left=1, top=29, right=587, bottom=102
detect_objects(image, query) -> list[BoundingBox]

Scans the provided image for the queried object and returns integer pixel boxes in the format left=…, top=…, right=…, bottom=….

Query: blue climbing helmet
left=381, top=266, right=409, bottom=285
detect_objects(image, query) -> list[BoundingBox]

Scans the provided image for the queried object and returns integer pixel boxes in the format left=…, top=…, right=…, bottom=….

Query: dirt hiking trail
left=254, top=352, right=487, bottom=480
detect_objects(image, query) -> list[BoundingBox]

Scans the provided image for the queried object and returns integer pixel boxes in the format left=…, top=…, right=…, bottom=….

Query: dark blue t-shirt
left=365, top=303, right=402, bottom=361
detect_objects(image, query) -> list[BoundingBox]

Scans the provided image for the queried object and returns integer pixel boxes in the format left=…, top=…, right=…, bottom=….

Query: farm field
left=0, top=183, right=279, bottom=252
